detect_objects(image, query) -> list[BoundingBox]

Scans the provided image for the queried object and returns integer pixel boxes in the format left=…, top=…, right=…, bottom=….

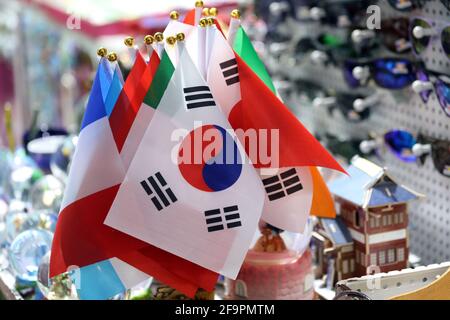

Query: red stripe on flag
left=123, top=53, right=147, bottom=113
left=109, top=52, right=160, bottom=153
left=214, top=19, right=225, bottom=36
left=50, top=184, right=218, bottom=297
left=230, top=55, right=345, bottom=173
left=118, top=248, right=218, bottom=297
left=183, top=9, right=196, bottom=25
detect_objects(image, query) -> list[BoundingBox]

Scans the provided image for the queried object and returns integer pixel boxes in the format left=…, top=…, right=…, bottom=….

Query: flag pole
left=227, top=9, right=241, bottom=46
left=194, top=1, right=204, bottom=25
left=144, top=35, right=155, bottom=62
left=154, top=32, right=165, bottom=58
left=97, top=47, right=108, bottom=60
left=197, top=18, right=208, bottom=79
left=124, top=36, right=139, bottom=65
left=4, top=102, right=16, bottom=153
left=202, top=7, right=210, bottom=18
left=107, top=52, right=118, bottom=67
left=205, top=17, right=215, bottom=75
left=176, top=32, right=186, bottom=59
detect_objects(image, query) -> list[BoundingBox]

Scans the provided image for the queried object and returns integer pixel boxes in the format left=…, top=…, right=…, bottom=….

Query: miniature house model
left=328, top=156, right=422, bottom=277
left=312, top=217, right=355, bottom=288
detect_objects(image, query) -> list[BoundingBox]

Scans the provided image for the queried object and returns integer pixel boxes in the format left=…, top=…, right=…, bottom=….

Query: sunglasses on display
left=313, top=90, right=380, bottom=122
left=360, top=129, right=418, bottom=163
left=387, top=0, right=425, bottom=11
left=352, top=17, right=412, bottom=54
left=294, top=78, right=327, bottom=105
left=319, top=133, right=368, bottom=162
left=388, top=0, right=450, bottom=11
left=294, top=33, right=376, bottom=65
left=343, top=58, right=416, bottom=89
left=413, top=68, right=450, bottom=117
left=409, top=17, right=450, bottom=59
left=296, top=0, right=373, bottom=27
left=413, top=134, right=450, bottom=178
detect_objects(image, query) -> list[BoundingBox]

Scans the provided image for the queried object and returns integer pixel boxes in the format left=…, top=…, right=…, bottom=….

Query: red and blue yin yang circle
left=178, top=125, right=242, bottom=192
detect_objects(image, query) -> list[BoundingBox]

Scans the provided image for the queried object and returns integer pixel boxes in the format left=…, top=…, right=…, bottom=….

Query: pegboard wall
left=265, top=0, right=450, bottom=264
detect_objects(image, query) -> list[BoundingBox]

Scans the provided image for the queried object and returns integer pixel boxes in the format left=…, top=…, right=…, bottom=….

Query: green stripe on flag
left=233, top=27, right=277, bottom=94
left=143, top=51, right=175, bottom=109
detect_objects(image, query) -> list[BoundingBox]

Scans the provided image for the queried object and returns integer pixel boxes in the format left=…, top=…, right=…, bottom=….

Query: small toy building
left=312, top=217, right=355, bottom=288
left=328, top=156, right=423, bottom=277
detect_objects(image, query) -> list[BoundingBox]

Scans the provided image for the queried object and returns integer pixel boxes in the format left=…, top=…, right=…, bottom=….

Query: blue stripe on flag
left=105, top=69, right=124, bottom=116
left=99, top=58, right=113, bottom=103
left=71, top=260, right=126, bottom=300
left=80, top=62, right=108, bottom=130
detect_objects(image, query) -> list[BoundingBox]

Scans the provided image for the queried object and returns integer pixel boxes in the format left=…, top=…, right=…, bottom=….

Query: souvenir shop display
left=0, top=0, right=449, bottom=302
left=225, top=223, right=315, bottom=300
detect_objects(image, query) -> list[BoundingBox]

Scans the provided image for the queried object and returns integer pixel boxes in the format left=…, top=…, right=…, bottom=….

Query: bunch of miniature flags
left=49, top=2, right=344, bottom=300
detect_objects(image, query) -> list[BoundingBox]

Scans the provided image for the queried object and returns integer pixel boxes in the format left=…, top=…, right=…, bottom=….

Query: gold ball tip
left=97, top=47, right=108, bottom=57
left=144, top=35, right=154, bottom=45
left=209, top=8, right=218, bottom=17
left=206, top=18, right=214, bottom=26
left=107, top=52, right=118, bottom=62
left=199, top=18, right=208, bottom=27
left=154, top=32, right=164, bottom=42
left=170, top=10, right=180, bottom=20
left=202, top=7, right=210, bottom=16
left=124, top=37, right=135, bottom=47
left=231, top=9, right=241, bottom=19
left=176, top=33, right=185, bottom=42
left=195, top=1, right=204, bottom=8
left=166, top=36, right=177, bottom=46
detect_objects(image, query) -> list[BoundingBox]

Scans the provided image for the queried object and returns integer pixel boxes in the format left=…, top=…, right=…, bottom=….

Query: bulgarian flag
left=206, top=24, right=340, bottom=233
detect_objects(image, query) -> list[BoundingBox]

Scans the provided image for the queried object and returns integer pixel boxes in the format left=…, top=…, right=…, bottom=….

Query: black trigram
left=183, top=86, right=216, bottom=110
left=262, top=168, right=303, bottom=201
left=140, top=172, right=178, bottom=211
left=204, top=205, right=242, bottom=233
left=220, top=58, right=240, bottom=86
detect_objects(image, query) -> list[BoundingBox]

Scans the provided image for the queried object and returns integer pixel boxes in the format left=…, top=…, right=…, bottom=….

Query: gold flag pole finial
left=144, top=35, right=154, bottom=46
left=154, top=32, right=164, bottom=43
left=206, top=17, right=214, bottom=26
left=209, top=8, right=218, bottom=17
left=202, top=7, right=210, bottom=16
left=124, top=36, right=135, bottom=48
left=170, top=11, right=180, bottom=21
left=97, top=47, right=108, bottom=58
left=166, top=36, right=177, bottom=46
left=199, top=18, right=208, bottom=27
left=107, top=52, right=118, bottom=62
left=231, top=9, right=241, bottom=19
left=176, top=33, right=185, bottom=42
left=4, top=103, right=15, bottom=152
left=195, top=1, right=204, bottom=8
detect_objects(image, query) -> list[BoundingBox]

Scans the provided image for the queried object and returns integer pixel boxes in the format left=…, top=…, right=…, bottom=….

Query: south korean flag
left=104, top=43, right=265, bottom=279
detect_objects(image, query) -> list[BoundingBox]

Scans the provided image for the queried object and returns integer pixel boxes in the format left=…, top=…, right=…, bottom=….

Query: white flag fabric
left=104, top=45, right=265, bottom=279
left=163, top=21, right=199, bottom=68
